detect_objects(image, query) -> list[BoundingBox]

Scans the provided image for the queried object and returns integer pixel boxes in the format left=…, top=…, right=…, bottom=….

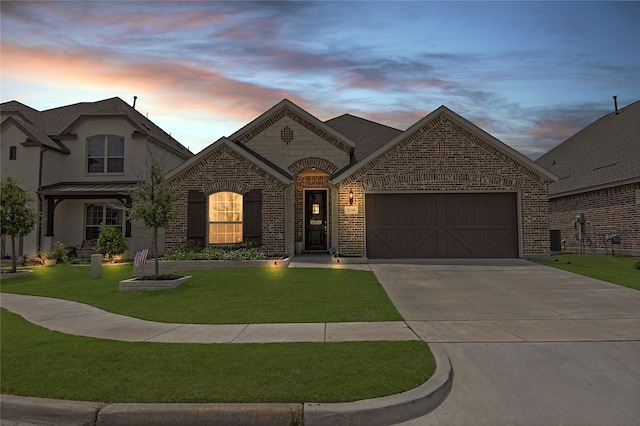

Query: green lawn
left=1, top=265, right=433, bottom=403
left=534, top=254, right=640, bottom=291
left=0, top=265, right=402, bottom=323
left=1, top=309, right=434, bottom=404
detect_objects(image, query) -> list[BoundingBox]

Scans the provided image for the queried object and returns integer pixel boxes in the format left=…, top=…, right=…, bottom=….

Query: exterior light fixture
left=349, top=189, right=354, bottom=205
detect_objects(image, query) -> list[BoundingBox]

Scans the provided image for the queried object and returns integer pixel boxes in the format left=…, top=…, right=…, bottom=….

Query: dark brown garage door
left=366, top=193, right=518, bottom=259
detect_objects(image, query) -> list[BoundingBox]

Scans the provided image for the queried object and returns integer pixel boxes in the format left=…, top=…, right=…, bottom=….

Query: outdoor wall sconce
left=349, top=189, right=354, bottom=205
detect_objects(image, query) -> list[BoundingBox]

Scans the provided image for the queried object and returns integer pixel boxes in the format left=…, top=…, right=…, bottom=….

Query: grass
left=0, top=265, right=402, bottom=323
left=1, top=265, right=432, bottom=403
left=534, top=254, right=640, bottom=291
left=0, top=309, right=434, bottom=403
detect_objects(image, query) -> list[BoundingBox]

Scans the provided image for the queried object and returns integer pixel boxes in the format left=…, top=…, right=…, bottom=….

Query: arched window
left=208, top=192, right=243, bottom=244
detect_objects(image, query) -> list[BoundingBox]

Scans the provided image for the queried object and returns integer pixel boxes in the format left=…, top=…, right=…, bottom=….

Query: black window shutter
left=187, top=190, right=206, bottom=248
left=243, top=189, right=262, bottom=245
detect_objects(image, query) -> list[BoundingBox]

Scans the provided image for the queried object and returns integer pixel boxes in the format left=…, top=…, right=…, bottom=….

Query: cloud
left=0, top=42, right=303, bottom=122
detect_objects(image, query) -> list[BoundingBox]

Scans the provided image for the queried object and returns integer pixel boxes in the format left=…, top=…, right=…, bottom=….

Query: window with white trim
left=208, top=192, right=243, bottom=244
left=87, top=135, right=124, bottom=173
left=85, top=203, right=123, bottom=240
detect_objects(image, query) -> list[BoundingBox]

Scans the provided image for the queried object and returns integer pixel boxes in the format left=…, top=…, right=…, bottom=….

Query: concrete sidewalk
left=1, top=255, right=408, bottom=343
left=0, top=293, right=418, bottom=343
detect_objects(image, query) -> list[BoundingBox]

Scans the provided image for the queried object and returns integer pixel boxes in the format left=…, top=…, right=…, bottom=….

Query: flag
left=134, top=249, right=148, bottom=268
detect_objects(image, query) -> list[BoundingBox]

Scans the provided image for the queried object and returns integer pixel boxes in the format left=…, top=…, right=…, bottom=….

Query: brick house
left=166, top=99, right=556, bottom=260
left=536, top=99, right=640, bottom=256
left=1, top=97, right=193, bottom=259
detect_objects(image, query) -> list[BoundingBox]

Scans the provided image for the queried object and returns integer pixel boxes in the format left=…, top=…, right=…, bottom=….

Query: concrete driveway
left=367, top=259, right=640, bottom=425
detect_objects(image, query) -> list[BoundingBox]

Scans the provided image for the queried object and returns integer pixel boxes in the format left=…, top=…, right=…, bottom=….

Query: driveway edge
left=0, top=344, right=451, bottom=426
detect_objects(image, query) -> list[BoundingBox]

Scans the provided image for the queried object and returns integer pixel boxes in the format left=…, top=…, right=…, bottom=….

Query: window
left=85, top=204, right=123, bottom=240
left=208, top=192, right=242, bottom=244
left=9, top=146, right=17, bottom=160
left=87, top=135, right=124, bottom=173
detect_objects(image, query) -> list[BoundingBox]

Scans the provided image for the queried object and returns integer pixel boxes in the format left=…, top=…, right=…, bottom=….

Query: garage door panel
left=366, top=193, right=518, bottom=259
left=444, top=228, right=516, bottom=257
left=368, top=226, right=438, bottom=257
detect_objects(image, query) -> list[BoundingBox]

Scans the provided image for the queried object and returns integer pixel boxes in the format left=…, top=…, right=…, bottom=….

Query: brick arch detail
left=203, top=181, right=249, bottom=195
left=288, top=157, right=338, bottom=176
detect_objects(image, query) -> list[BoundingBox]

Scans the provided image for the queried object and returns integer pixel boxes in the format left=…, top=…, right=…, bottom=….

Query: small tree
left=0, top=177, right=38, bottom=273
left=96, top=226, right=127, bottom=263
left=129, top=155, right=179, bottom=276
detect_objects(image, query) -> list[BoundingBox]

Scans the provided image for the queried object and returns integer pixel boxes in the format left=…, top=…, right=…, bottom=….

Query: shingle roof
left=41, top=97, right=193, bottom=159
left=324, top=114, right=402, bottom=162
left=536, top=100, right=640, bottom=197
left=332, top=105, right=557, bottom=184
left=3, top=97, right=193, bottom=159
left=1, top=101, right=68, bottom=153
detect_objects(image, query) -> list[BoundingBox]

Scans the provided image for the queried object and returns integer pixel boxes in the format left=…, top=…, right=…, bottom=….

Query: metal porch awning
left=39, top=182, right=140, bottom=237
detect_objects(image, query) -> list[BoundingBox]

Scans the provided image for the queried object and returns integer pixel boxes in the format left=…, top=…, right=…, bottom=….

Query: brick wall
left=549, top=183, right=640, bottom=255
left=335, top=115, right=551, bottom=258
left=167, top=145, right=287, bottom=258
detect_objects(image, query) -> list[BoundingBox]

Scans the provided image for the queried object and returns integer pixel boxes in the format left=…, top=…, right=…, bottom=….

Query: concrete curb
left=0, top=394, right=103, bottom=426
left=304, top=343, right=452, bottom=425
left=95, top=403, right=303, bottom=426
left=0, top=344, right=451, bottom=426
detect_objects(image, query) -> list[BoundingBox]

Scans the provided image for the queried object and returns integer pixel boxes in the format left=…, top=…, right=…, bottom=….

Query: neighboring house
left=166, top=99, right=556, bottom=260
left=1, top=97, right=193, bottom=259
left=536, top=100, right=640, bottom=256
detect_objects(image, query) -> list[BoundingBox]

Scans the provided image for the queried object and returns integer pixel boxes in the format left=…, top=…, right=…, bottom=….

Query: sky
left=1, top=1, right=639, bottom=159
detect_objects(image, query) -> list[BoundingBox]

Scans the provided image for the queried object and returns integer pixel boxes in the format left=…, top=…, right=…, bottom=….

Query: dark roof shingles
left=324, top=114, right=402, bottom=162
left=536, top=100, right=640, bottom=196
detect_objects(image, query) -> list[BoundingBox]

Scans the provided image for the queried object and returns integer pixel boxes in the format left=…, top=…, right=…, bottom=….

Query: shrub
left=52, top=241, right=67, bottom=264
left=96, top=226, right=127, bottom=262
left=223, top=248, right=265, bottom=261
left=633, top=260, right=640, bottom=270
left=164, top=246, right=265, bottom=261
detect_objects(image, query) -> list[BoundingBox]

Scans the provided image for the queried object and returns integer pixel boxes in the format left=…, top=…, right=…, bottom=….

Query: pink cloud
left=1, top=42, right=304, bottom=123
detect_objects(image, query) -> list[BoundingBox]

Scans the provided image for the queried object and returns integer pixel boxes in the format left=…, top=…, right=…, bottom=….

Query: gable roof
left=42, top=97, right=193, bottom=159
left=332, top=105, right=558, bottom=184
left=166, top=137, right=292, bottom=185
left=229, top=99, right=356, bottom=155
left=1, top=101, right=69, bottom=153
left=535, top=100, right=640, bottom=197
left=324, top=114, right=402, bottom=162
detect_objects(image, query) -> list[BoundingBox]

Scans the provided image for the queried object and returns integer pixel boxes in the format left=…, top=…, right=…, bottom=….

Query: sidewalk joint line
left=144, top=324, right=185, bottom=342
left=230, top=324, right=250, bottom=343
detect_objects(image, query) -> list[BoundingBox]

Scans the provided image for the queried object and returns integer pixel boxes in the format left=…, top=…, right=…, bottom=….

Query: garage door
left=366, top=193, right=518, bottom=258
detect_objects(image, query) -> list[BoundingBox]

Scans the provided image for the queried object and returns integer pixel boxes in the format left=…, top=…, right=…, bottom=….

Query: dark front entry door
left=305, top=190, right=327, bottom=250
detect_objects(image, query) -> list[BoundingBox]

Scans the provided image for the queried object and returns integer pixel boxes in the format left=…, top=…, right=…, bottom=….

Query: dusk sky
left=2, top=1, right=639, bottom=159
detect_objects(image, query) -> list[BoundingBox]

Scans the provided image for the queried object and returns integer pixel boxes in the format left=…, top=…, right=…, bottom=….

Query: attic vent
left=281, top=126, right=294, bottom=145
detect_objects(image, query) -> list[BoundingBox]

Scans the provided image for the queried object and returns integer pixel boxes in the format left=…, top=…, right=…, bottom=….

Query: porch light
left=349, top=189, right=354, bottom=205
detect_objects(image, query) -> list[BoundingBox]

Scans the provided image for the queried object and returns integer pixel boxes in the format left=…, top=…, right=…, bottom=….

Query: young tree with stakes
left=129, top=154, right=179, bottom=277
left=0, top=177, right=37, bottom=273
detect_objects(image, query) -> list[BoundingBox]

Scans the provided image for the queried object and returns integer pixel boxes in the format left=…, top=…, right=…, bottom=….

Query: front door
left=305, top=190, right=327, bottom=251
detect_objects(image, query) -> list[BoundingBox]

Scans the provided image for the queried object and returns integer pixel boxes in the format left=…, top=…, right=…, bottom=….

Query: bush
left=96, top=226, right=127, bottom=262
left=633, top=260, right=640, bottom=270
left=164, top=246, right=265, bottom=261
left=52, top=241, right=67, bottom=264
left=223, top=248, right=265, bottom=261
